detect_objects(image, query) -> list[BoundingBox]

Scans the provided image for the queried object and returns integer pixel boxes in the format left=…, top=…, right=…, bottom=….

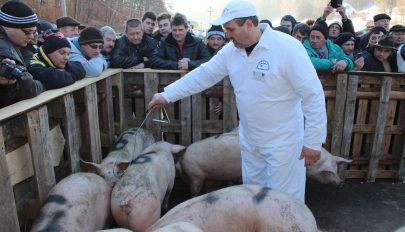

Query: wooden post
left=144, top=72, right=160, bottom=138
left=399, top=136, right=405, bottom=183
left=27, top=106, right=56, bottom=203
left=339, top=75, right=358, bottom=179
left=222, top=76, right=237, bottom=132
left=0, top=126, right=21, bottom=232
left=179, top=73, right=192, bottom=145
left=331, top=73, right=347, bottom=157
left=111, top=72, right=126, bottom=134
left=63, top=94, right=80, bottom=173
left=98, top=77, right=115, bottom=149
left=85, top=84, right=102, bottom=163
left=367, top=76, right=392, bottom=182
left=192, top=93, right=202, bottom=143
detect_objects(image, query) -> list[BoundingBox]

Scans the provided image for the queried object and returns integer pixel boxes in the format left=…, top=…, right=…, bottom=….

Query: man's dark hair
left=157, top=12, right=171, bottom=23
left=234, top=16, right=259, bottom=27
left=171, top=13, right=188, bottom=28
left=125, top=19, right=142, bottom=32
left=142, top=11, right=156, bottom=22
left=293, top=23, right=310, bottom=36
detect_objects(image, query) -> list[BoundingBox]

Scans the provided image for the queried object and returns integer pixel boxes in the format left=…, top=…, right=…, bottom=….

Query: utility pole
left=208, top=6, right=213, bottom=23
left=60, top=0, right=67, bottom=16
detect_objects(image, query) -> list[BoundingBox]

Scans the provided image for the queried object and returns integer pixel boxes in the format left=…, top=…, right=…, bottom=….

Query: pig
left=31, top=173, right=111, bottom=232
left=176, top=129, right=352, bottom=196
left=81, top=127, right=155, bottom=184
left=151, top=222, right=203, bottom=232
left=146, top=184, right=320, bottom=232
left=175, top=129, right=241, bottom=196
left=111, top=141, right=186, bottom=232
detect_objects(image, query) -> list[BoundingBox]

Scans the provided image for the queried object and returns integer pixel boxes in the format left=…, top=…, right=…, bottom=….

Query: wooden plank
left=222, top=76, right=237, bottom=132
left=339, top=75, right=358, bottom=179
left=180, top=96, right=191, bottom=145
left=367, top=76, right=392, bottom=182
left=63, top=94, right=80, bottom=173
left=0, top=126, right=21, bottom=232
left=98, top=77, right=115, bottom=149
left=330, top=74, right=347, bottom=156
left=381, top=100, right=397, bottom=156
left=0, top=69, right=122, bottom=122
left=351, top=100, right=368, bottom=159
left=192, top=93, right=202, bottom=142
left=111, top=72, right=126, bottom=134
left=84, top=84, right=102, bottom=163
left=399, top=135, right=405, bottom=182
left=144, top=72, right=160, bottom=138
left=364, top=100, right=379, bottom=156
left=27, top=106, right=56, bottom=203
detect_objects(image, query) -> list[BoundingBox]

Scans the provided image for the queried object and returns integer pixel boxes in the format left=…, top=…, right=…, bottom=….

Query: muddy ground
left=168, top=179, right=405, bottom=232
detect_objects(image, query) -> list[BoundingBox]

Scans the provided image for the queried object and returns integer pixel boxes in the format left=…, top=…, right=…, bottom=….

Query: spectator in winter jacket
left=142, top=11, right=156, bottom=36
left=0, top=0, right=44, bottom=108
left=29, top=32, right=85, bottom=90
left=358, top=13, right=391, bottom=50
left=362, top=35, right=398, bottom=72
left=303, top=21, right=353, bottom=72
left=389, top=25, right=405, bottom=45
left=56, top=16, right=82, bottom=38
left=206, top=25, right=226, bottom=57
left=68, top=27, right=107, bottom=77
left=100, top=26, right=116, bottom=67
left=112, top=19, right=157, bottom=68
left=335, top=32, right=364, bottom=70
left=153, top=12, right=171, bottom=41
left=280, top=15, right=297, bottom=35
left=292, top=23, right=310, bottom=43
left=150, top=13, right=210, bottom=70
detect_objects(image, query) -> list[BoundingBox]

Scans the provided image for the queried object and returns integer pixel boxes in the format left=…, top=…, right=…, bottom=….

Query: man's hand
left=322, top=3, right=334, bottom=20
left=131, top=63, right=145, bottom=69
left=148, top=93, right=168, bottom=110
left=337, top=5, right=347, bottom=20
left=178, top=58, right=190, bottom=70
left=332, top=60, right=347, bottom=73
left=0, top=58, right=17, bottom=85
left=299, top=146, right=321, bottom=166
left=354, top=57, right=365, bottom=71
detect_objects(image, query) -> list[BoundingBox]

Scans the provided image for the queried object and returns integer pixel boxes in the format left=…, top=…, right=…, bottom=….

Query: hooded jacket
left=28, top=47, right=86, bottom=90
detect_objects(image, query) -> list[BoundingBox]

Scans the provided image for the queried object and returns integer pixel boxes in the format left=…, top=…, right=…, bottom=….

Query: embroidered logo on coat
left=256, top=60, right=270, bottom=71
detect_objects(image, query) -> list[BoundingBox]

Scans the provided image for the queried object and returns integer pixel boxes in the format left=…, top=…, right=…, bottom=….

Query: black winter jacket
left=361, top=48, right=398, bottom=72
left=0, top=27, right=44, bottom=108
left=111, top=34, right=157, bottom=68
left=28, top=47, right=86, bottom=90
left=149, top=32, right=210, bottom=70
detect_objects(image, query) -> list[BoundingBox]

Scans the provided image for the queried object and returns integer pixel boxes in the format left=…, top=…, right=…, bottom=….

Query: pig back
left=31, top=173, right=111, bottom=232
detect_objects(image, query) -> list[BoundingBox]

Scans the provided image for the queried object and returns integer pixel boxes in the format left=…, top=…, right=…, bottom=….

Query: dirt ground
left=169, top=179, right=405, bottom=232
left=306, top=180, right=405, bottom=232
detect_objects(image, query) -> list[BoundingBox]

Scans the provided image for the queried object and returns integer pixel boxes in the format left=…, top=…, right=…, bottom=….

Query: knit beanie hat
left=207, top=25, right=225, bottom=39
left=334, top=32, right=355, bottom=46
left=310, top=21, right=328, bottom=39
left=42, top=32, right=71, bottom=54
left=37, top=20, right=56, bottom=37
left=328, top=21, right=343, bottom=32
left=0, top=1, right=38, bottom=28
left=78, top=27, right=103, bottom=45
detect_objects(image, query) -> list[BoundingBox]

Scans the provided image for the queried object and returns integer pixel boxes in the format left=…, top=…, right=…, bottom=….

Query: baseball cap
left=212, top=0, right=257, bottom=25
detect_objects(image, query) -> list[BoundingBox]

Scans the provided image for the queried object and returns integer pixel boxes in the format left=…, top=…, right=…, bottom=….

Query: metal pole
left=61, top=0, right=67, bottom=17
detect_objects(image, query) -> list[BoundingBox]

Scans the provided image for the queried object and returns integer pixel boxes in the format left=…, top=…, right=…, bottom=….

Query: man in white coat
left=148, top=0, right=327, bottom=202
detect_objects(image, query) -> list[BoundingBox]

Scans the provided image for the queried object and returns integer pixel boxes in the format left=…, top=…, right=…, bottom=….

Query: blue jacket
left=303, top=39, right=354, bottom=71
left=68, top=37, right=107, bottom=77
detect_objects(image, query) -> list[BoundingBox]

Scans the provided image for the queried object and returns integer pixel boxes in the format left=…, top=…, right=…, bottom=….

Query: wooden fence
left=0, top=68, right=404, bottom=231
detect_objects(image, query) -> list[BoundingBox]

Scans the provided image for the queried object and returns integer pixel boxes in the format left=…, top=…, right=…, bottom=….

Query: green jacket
left=303, top=39, right=354, bottom=71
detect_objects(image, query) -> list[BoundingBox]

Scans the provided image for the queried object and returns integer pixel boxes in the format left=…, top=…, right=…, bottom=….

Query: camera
left=0, top=60, right=26, bottom=80
left=330, top=0, right=343, bottom=8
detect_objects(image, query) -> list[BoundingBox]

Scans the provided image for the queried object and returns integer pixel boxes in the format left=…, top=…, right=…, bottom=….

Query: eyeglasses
left=20, top=28, right=37, bottom=36
left=88, top=44, right=104, bottom=50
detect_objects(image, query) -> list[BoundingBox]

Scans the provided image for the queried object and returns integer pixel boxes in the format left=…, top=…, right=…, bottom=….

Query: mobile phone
left=330, top=0, right=343, bottom=8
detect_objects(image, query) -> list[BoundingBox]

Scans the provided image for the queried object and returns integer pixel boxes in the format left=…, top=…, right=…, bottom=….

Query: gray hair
left=100, top=26, right=116, bottom=37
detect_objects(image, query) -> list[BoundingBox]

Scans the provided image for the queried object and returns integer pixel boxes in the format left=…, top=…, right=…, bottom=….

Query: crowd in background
left=0, top=0, right=404, bottom=108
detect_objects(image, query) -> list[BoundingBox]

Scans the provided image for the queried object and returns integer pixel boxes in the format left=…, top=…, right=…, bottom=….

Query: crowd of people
left=0, top=0, right=403, bottom=109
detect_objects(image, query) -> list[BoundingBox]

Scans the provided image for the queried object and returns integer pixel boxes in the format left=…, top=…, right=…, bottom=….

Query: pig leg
left=162, top=181, right=174, bottom=211
left=190, top=178, right=204, bottom=197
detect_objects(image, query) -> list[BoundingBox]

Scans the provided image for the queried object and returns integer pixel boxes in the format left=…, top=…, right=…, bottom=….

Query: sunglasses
left=88, top=44, right=104, bottom=50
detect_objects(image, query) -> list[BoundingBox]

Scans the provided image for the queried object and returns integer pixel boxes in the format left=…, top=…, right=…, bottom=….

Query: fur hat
left=334, top=32, right=355, bottom=46
left=207, top=25, right=225, bottom=39
left=310, top=21, right=328, bottom=39
left=0, top=1, right=38, bottom=28
left=42, top=32, right=71, bottom=54
left=78, top=27, right=103, bottom=45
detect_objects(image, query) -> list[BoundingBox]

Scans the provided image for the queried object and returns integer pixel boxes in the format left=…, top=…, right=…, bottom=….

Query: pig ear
left=171, top=144, right=187, bottom=156
left=333, top=156, right=352, bottom=164
left=80, top=159, right=102, bottom=174
left=117, top=162, right=131, bottom=171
